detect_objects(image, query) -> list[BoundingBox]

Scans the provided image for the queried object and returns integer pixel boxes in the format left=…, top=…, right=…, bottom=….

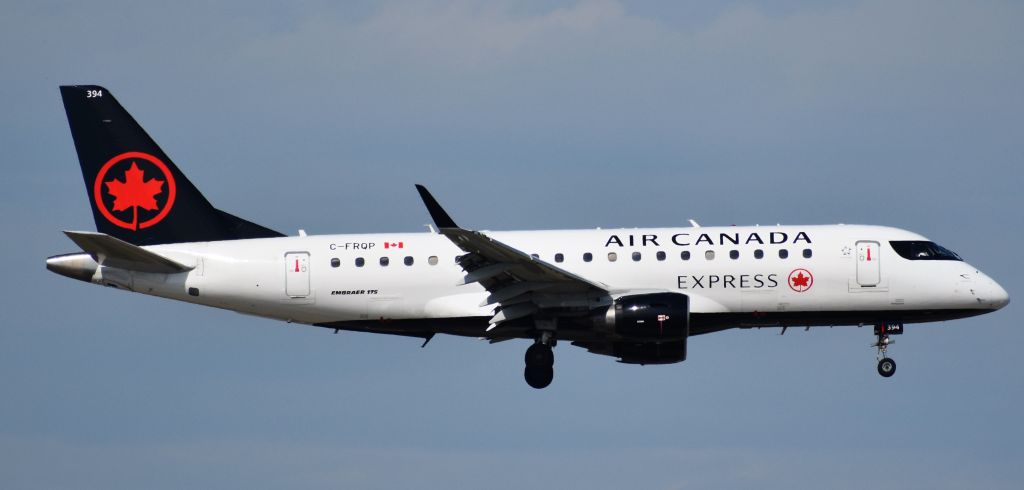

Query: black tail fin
left=60, top=85, right=284, bottom=246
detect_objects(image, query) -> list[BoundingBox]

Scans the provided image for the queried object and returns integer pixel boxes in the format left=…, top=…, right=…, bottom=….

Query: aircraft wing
left=415, top=185, right=610, bottom=328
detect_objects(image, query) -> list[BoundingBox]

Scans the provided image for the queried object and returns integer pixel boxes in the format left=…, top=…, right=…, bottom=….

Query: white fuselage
left=53, top=84, right=1010, bottom=383
left=69, top=224, right=1007, bottom=339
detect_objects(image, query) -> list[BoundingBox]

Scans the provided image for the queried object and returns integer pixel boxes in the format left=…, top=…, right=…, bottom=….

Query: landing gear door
left=856, top=241, right=881, bottom=287
left=285, top=252, right=310, bottom=297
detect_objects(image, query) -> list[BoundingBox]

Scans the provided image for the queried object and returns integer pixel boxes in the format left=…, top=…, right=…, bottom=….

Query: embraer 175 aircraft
left=48, top=85, right=1010, bottom=389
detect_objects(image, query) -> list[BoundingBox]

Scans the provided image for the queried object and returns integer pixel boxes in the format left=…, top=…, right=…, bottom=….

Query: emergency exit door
left=856, top=241, right=880, bottom=287
left=285, top=252, right=310, bottom=297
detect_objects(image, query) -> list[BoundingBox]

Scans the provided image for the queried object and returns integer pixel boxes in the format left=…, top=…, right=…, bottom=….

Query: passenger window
left=330, top=258, right=341, bottom=268
left=705, top=250, right=715, bottom=260
left=729, top=250, right=739, bottom=260
left=656, top=251, right=666, bottom=261
left=554, top=253, right=564, bottom=263
left=583, top=253, right=593, bottom=262
left=355, top=257, right=365, bottom=267
left=404, top=256, right=414, bottom=266
left=380, top=257, right=389, bottom=267
left=803, top=249, right=812, bottom=258
left=779, top=249, right=789, bottom=259
left=607, top=252, right=618, bottom=262
left=754, top=249, right=764, bottom=259
left=428, top=256, right=439, bottom=265
left=632, top=252, right=641, bottom=262
left=681, top=251, right=690, bottom=261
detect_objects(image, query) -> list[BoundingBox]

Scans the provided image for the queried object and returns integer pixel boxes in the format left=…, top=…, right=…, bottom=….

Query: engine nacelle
left=613, top=341, right=688, bottom=364
left=596, top=292, right=690, bottom=341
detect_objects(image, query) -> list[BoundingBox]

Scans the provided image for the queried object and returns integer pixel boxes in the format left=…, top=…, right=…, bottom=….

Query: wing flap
left=480, top=282, right=551, bottom=307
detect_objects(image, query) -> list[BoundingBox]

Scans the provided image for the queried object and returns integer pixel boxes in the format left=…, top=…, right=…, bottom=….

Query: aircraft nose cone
left=990, top=280, right=1010, bottom=310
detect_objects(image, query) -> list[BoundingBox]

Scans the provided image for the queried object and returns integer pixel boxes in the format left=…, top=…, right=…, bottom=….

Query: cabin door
left=855, top=241, right=881, bottom=287
left=285, top=252, right=310, bottom=297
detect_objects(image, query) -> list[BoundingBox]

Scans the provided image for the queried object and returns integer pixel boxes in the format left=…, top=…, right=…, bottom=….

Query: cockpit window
left=889, top=241, right=962, bottom=261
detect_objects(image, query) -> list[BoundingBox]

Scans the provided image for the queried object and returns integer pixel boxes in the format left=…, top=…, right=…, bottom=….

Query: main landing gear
left=524, top=331, right=555, bottom=389
left=873, top=322, right=903, bottom=378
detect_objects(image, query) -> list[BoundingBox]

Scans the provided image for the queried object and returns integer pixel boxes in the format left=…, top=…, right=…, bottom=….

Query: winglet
left=415, top=185, right=459, bottom=229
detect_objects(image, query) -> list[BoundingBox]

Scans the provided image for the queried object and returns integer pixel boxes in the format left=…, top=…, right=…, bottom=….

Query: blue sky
left=1, top=1, right=1022, bottom=488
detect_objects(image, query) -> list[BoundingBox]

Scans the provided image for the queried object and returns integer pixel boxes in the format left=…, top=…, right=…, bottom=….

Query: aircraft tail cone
left=46, top=253, right=98, bottom=283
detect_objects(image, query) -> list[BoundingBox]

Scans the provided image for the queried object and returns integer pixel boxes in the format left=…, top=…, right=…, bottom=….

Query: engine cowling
left=613, top=341, right=688, bottom=364
left=597, top=292, right=690, bottom=341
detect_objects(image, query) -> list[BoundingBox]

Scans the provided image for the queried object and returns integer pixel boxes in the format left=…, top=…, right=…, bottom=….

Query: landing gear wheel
left=525, top=343, right=554, bottom=367
left=877, top=357, right=896, bottom=377
left=524, top=338, right=555, bottom=389
left=872, top=323, right=902, bottom=379
left=524, top=365, right=554, bottom=389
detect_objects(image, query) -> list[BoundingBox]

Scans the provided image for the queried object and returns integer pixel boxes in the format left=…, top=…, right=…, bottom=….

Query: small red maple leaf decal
left=791, top=272, right=810, bottom=288
left=104, top=162, right=165, bottom=230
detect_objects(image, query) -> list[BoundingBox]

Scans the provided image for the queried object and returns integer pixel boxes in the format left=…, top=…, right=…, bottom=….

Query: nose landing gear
left=873, top=322, right=903, bottom=378
left=877, top=357, right=896, bottom=377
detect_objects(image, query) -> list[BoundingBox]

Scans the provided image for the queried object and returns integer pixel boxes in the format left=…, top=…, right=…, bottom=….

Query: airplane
left=48, top=85, right=1010, bottom=389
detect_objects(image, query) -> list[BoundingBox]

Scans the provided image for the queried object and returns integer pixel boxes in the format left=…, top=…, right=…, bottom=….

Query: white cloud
left=220, top=0, right=1022, bottom=148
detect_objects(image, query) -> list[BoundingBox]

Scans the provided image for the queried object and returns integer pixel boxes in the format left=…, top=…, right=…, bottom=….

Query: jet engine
left=595, top=292, right=690, bottom=341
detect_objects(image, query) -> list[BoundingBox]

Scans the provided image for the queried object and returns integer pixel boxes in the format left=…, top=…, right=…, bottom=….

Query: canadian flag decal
left=384, top=241, right=404, bottom=249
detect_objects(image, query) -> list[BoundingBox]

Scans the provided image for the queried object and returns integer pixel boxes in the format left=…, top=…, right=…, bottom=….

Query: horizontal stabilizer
left=63, top=231, right=193, bottom=273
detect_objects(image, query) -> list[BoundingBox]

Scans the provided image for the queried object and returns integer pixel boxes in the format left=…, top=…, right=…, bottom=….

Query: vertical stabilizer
left=60, top=85, right=283, bottom=245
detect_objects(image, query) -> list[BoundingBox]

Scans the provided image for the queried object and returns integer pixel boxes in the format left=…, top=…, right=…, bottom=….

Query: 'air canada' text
left=605, top=231, right=812, bottom=248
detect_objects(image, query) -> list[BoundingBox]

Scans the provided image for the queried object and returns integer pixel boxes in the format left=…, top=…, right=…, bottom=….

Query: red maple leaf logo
left=104, top=162, right=165, bottom=230
left=791, top=272, right=810, bottom=288
left=787, top=268, right=813, bottom=292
